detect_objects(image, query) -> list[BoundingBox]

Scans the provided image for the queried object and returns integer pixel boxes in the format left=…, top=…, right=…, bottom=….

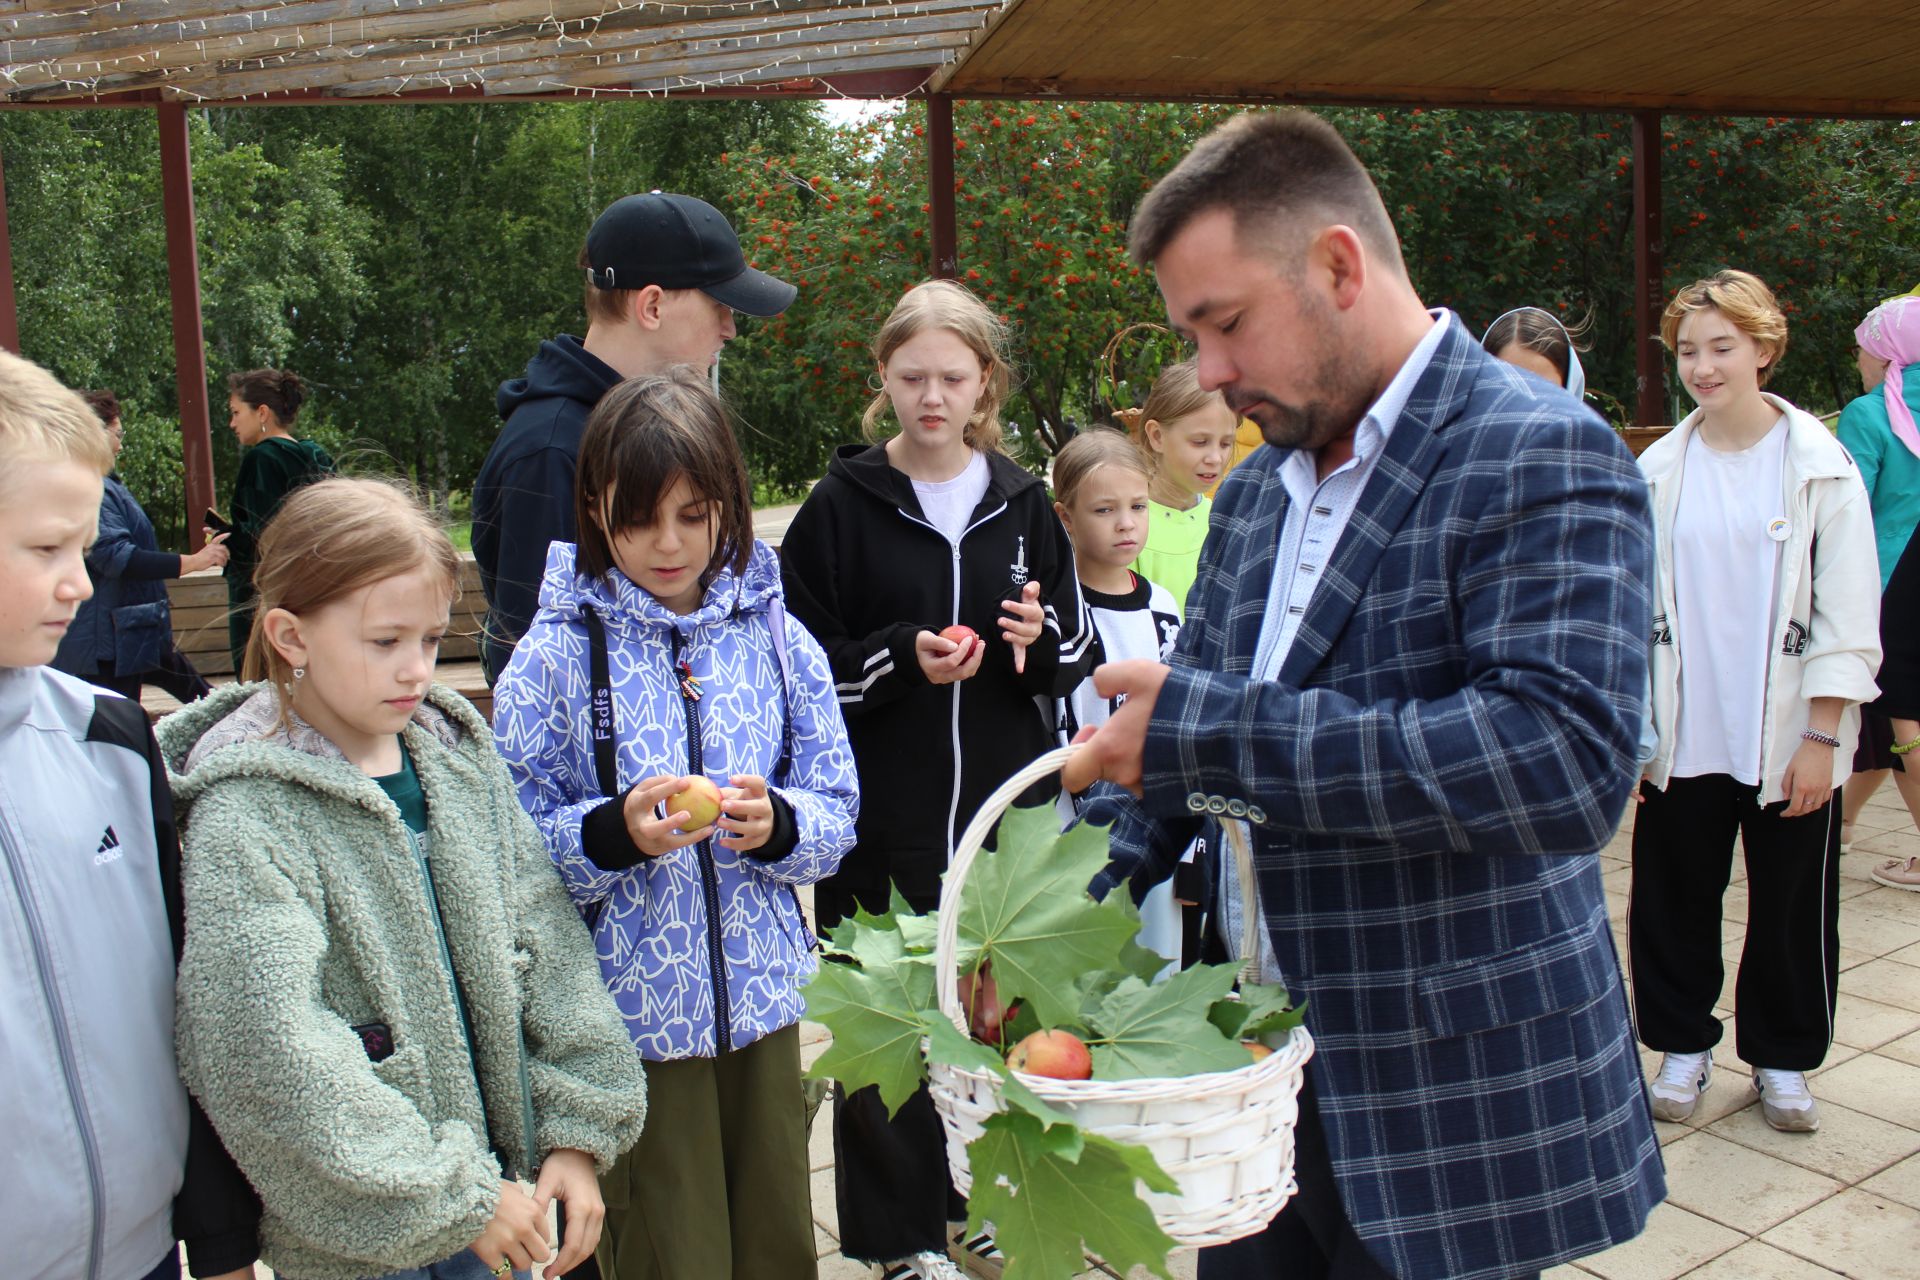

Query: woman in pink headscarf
left=1837, top=294, right=1920, bottom=880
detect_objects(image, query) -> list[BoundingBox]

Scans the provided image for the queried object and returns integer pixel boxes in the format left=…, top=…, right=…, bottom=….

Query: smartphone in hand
left=204, top=508, right=233, bottom=535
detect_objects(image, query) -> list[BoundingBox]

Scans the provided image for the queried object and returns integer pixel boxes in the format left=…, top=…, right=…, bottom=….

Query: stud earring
left=292, top=666, right=305, bottom=681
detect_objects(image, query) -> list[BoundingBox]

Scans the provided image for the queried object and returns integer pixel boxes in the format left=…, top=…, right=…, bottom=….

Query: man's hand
left=532, top=1148, right=605, bottom=1277
left=1060, top=660, right=1172, bottom=796
left=621, top=775, right=716, bottom=857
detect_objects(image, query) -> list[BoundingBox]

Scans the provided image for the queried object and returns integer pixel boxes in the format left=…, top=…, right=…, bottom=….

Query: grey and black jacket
left=0, top=665, right=258, bottom=1280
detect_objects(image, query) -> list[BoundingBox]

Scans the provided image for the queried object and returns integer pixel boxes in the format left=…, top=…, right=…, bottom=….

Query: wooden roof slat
left=3, top=0, right=991, bottom=98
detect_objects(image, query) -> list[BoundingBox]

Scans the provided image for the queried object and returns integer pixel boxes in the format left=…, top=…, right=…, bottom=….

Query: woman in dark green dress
left=222, top=368, right=335, bottom=667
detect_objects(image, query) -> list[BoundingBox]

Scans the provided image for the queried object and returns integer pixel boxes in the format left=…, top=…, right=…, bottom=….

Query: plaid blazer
left=1101, top=322, right=1664, bottom=1278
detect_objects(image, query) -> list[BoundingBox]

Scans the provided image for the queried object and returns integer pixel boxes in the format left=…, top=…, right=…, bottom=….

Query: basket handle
left=934, top=744, right=1082, bottom=1026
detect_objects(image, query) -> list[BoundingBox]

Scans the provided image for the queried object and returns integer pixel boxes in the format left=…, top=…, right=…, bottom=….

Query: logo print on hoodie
left=1010, top=534, right=1029, bottom=588
left=93, top=825, right=122, bottom=865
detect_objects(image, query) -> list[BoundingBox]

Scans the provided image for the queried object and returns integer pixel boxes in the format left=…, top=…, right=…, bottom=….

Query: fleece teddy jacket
left=492, top=539, right=859, bottom=1061
left=160, top=682, right=647, bottom=1280
left=1640, top=393, right=1883, bottom=800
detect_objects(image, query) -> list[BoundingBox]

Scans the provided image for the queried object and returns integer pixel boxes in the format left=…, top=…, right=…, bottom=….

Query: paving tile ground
left=186, top=787, right=1920, bottom=1279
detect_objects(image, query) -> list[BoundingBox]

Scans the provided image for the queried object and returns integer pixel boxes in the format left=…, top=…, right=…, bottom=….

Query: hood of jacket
left=496, top=335, right=623, bottom=422
left=822, top=440, right=1047, bottom=516
left=157, top=680, right=473, bottom=819
left=534, top=535, right=786, bottom=635
left=1640, top=393, right=1856, bottom=488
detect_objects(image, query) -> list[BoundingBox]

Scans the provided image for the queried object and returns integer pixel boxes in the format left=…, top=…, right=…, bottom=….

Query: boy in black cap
left=473, top=192, right=795, bottom=682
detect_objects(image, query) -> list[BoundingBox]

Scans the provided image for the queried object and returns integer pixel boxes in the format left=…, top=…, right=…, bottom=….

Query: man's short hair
left=0, top=350, right=112, bottom=477
left=1129, top=110, right=1405, bottom=276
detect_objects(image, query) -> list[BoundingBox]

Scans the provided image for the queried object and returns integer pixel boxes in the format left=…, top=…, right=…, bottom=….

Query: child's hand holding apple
left=621, top=774, right=720, bottom=856
left=716, top=774, right=776, bottom=853
left=915, top=625, right=985, bottom=685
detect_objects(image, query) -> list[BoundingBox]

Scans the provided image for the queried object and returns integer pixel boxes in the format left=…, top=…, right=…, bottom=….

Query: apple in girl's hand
left=1006, top=1029, right=1093, bottom=1080
left=668, top=776, right=723, bottom=830
left=939, top=624, right=979, bottom=659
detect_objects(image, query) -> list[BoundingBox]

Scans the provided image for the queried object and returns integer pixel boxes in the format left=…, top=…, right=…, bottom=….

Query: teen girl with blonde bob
left=1631, top=270, right=1880, bottom=1136
left=164, top=478, right=646, bottom=1280
left=781, top=279, right=1094, bottom=1279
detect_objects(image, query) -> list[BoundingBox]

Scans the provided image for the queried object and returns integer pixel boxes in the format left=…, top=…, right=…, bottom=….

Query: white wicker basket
left=926, top=745, right=1314, bottom=1249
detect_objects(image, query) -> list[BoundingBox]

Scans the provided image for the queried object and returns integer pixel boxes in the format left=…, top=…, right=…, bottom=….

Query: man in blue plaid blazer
left=1069, top=113, right=1664, bottom=1278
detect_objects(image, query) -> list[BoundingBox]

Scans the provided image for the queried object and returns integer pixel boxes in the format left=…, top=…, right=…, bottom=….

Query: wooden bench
left=149, top=555, right=494, bottom=723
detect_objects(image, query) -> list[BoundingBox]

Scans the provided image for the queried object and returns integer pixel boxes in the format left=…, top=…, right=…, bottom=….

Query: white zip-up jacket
left=1640, top=394, right=1882, bottom=801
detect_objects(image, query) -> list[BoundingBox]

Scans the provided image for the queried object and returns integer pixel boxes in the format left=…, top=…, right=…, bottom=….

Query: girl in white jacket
left=1631, top=270, right=1881, bottom=1136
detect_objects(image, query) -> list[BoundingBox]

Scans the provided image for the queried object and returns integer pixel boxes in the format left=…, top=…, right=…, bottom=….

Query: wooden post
left=1632, top=110, right=1666, bottom=428
left=158, top=102, right=214, bottom=551
left=928, top=92, right=958, bottom=280
left=0, top=143, right=18, bottom=353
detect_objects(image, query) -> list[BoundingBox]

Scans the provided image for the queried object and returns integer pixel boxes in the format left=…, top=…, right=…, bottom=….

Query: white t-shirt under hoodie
left=910, top=449, right=991, bottom=545
left=1670, top=416, right=1790, bottom=785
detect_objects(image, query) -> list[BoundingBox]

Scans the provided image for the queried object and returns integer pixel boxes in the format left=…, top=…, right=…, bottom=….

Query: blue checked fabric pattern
left=1099, top=322, right=1664, bottom=1278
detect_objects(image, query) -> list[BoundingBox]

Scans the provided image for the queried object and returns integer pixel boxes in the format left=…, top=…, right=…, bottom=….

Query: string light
left=0, top=0, right=996, bottom=101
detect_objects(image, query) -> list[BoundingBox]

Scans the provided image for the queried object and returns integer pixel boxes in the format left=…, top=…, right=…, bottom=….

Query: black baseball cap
left=584, top=192, right=796, bottom=318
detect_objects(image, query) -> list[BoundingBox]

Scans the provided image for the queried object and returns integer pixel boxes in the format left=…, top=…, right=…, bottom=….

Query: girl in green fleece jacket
left=165, top=477, right=646, bottom=1280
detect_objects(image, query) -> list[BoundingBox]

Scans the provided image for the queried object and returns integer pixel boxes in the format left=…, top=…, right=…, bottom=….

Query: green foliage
left=964, top=1111, right=1178, bottom=1280
left=7, top=101, right=1911, bottom=546
left=803, top=923, right=937, bottom=1115
left=955, top=803, right=1140, bottom=1027
left=802, top=799, right=1306, bottom=1277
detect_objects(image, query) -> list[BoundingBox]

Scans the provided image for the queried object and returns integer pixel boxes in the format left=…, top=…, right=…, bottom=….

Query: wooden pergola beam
left=90, top=8, right=986, bottom=101
left=157, top=102, right=213, bottom=553
left=477, top=31, right=972, bottom=97
left=1632, top=110, right=1666, bottom=429
left=927, top=91, right=955, bottom=279
left=0, top=142, right=16, bottom=353
left=2, top=0, right=996, bottom=100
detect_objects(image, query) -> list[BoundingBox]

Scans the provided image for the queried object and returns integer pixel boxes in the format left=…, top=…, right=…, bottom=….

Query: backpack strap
left=579, top=603, right=621, bottom=798
left=767, top=594, right=795, bottom=786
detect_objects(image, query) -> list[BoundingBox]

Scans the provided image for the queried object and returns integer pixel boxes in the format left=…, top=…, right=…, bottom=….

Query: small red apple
left=939, top=624, right=979, bottom=659
left=1006, top=1029, right=1093, bottom=1080
left=668, top=776, right=723, bottom=830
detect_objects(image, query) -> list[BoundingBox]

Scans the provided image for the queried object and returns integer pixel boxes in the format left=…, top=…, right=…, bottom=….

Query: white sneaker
left=878, top=1252, right=968, bottom=1280
left=949, top=1223, right=1006, bottom=1280
left=1754, top=1068, right=1820, bottom=1132
left=1648, top=1050, right=1713, bottom=1122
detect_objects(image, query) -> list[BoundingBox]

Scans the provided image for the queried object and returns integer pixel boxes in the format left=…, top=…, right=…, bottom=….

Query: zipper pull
left=677, top=660, right=703, bottom=702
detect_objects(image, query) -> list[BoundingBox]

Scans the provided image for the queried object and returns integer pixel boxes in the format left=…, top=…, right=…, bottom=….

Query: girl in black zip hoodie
left=781, top=280, right=1093, bottom=1276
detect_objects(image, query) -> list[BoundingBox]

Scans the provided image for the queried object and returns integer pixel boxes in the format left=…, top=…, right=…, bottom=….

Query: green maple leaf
left=802, top=926, right=935, bottom=1116
left=1091, top=964, right=1250, bottom=1081
left=821, top=887, right=910, bottom=956
left=922, top=1017, right=1072, bottom=1129
left=956, top=802, right=1139, bottom=1027
left=965, top=1110, right=1178, bottom=1280
left=1209, top=981, right=1307, bottom=1041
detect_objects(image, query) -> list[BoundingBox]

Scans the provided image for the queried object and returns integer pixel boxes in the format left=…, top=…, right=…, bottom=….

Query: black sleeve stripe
left=86, top=694, right=185, bottom=959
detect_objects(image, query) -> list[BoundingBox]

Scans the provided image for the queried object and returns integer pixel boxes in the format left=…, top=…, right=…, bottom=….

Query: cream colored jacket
left=1640, top=394, right=1882, bottom=801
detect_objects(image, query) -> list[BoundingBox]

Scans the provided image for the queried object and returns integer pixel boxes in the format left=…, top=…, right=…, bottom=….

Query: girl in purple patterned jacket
left=492, top=368, right=858, bottom=1280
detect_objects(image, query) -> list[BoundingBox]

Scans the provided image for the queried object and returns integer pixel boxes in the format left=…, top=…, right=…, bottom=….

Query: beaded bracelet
left=1801, top=728, right=1841, bottom=749
left=1893, top=734, right=1920, bottom=756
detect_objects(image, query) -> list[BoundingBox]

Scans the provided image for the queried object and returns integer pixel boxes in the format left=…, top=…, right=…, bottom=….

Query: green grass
left=449, top=520, right=472, bottom=552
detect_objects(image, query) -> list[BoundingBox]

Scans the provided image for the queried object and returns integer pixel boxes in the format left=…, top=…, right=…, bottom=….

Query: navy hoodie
left=473, top=335, right=623, bottom=681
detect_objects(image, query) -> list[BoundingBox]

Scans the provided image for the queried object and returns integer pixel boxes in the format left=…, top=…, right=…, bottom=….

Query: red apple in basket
left=1244, top=1041, right=1273, bottom=1063
left=668, top=776, right=723, bottom=830
left=1007, top=1030, right=1093, bottom=1080
left=939, top=624, right=979, bottom=659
